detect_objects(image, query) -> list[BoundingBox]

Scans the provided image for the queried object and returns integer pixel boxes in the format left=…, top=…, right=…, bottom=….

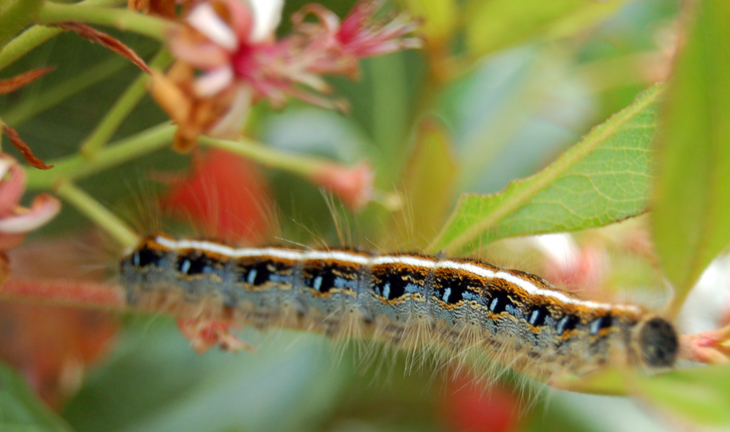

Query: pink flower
left=310, top=161, right=374, bottom=211
left=158, top=0, right=421, bottom=145
left=177, top=317, right=254, bottom=353
left=534, top=233, right=607, bottom=296
left=293, top=0, right=423, bottom=63
left=680, top=326, right=730, bottom=364
left=0, top=156, right=61, bottom=250
left=161, top=149, right=271, bottom=243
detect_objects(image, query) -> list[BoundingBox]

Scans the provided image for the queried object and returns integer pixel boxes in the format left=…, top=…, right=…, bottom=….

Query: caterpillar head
left=633, top=316, right=679, bottom=370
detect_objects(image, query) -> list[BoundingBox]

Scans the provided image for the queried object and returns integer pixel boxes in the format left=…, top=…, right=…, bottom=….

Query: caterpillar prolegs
left=120, top=233, right=679, bottom=381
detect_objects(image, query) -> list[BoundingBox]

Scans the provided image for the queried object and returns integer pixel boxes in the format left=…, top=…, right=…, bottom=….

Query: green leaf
left=637, top=365, right=730, bottom=426
left=0, top=362, right=74, bottom=432
left=63, top=319, right=347, bottom=432
left=401, top=0, right=457, bottom=45
left=429, top=84, right=663, bottom=255
left=550, top=368, right=629, bottom=396
left=464, top=0, right=628, bottom=58
left=651, top=0, right=730, bottom=314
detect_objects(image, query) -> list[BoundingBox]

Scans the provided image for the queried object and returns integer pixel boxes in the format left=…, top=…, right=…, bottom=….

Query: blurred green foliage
left=0, top=362, right=74, bottom=431
left=652, top=0, right=730, bottom=311
left=2, top=0, right=730, bottom=431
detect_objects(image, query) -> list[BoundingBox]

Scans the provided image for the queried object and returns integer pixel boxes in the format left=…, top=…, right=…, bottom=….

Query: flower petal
left=194, top=66, right=234, bottom=96
left=0, top=157, right=13, bottom=178
left=0, top=194, right=61, bottom=233
left=292, top=4, right=341, bottom=36
left=169, top=37, right=231, bottom=69
left=249, top=0, right=284, bottom=42
left=207, top=84, right=252, bottom=138
left=223, top=0, right=254, bottom=42
left=148, top=67, right=193, bottom=125
left=187, top=3, right=239, bottom=51
left=0, top=159, right=26, bottom=217
left=337, top=1, right=423, bottom=58
left=310, top=161, right=374, bottom=211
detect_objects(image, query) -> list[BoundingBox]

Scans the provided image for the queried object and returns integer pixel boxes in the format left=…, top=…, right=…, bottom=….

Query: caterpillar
left=120, top=233, right=679, bottom=382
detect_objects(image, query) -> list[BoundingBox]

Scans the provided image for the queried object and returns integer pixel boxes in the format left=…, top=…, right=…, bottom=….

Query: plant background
left=2, top=0, right=730, bottom=431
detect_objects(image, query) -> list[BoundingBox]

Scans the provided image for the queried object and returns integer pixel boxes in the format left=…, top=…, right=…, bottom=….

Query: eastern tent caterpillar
left=120, top=233, right=679, bottom=381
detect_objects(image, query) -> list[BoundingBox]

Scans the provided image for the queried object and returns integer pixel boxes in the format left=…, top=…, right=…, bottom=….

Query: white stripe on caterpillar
left=152, top=235, right=641, bottom=313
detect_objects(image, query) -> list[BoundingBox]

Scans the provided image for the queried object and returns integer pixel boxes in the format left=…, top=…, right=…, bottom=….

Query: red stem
left=0, top=277, right=125, bottom=310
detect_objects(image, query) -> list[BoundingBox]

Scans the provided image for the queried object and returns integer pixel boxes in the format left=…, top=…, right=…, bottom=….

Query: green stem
left=0, top=0, right=45, bottom=49
left=198, top=135, right=326, bottom=178
left=27, top=124, right=331, bottom=191
left=81, top=48, right=173, bottom=155
left=55, top=180, right=139, bottom=249
left=2, top=55, right=129, bottom=126
left=0, top=0, right=125, bottom=71
left=26, top=122, right=175, bottom=190
left=73, top=0, right=127, bottom=7
left=370, top=54, right=408, bottom=186
left=36, top=2, right=176, bottom=41
left=0, top=25, right=61, bottom=71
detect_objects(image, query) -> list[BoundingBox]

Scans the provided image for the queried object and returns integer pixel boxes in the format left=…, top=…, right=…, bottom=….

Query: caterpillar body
left=120, top=233, right=679, bottom=381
